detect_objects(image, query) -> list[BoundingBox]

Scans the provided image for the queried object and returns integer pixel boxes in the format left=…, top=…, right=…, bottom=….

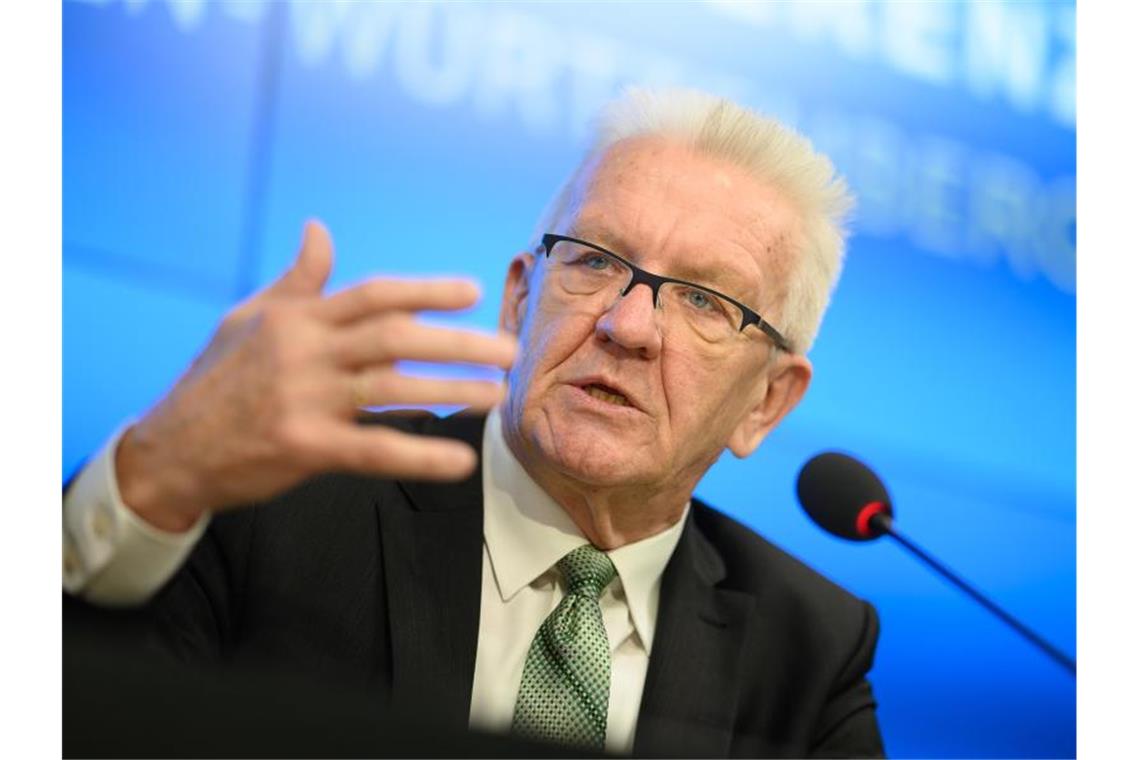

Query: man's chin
left=554, top=458, right=651, bottom=488
left=541, top=432, right=656, bottom=487
left=514, top=398, right=660, bottom=485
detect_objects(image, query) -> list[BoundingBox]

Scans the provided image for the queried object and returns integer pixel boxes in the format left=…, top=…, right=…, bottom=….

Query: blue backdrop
left=63, top=2, right=1076, bottom=756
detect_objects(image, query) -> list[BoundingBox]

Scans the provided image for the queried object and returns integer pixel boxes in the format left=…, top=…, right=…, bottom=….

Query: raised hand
left=114, top=221, right=517, bottom=532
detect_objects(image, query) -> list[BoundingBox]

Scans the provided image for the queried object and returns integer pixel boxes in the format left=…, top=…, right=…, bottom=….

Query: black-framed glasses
left=540, top=233, right=792, bottom=352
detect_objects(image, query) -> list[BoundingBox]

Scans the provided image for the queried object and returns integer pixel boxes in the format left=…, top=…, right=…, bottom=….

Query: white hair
left=531, top=87, right=854, bottom=353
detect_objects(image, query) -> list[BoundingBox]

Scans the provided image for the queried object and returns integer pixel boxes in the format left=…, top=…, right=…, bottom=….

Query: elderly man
left=64, top=89, right=884, bottom=757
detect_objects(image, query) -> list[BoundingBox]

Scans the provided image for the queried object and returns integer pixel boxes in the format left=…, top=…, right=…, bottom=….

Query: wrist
left=115, top=423, right=209, bottom=534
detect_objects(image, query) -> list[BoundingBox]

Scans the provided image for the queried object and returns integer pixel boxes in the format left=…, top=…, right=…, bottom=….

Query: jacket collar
left=390, top=411, right=487, bottom=514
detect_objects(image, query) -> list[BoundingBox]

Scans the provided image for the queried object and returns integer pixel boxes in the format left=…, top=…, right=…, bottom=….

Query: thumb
left=270, top=219, right=334, bottom=297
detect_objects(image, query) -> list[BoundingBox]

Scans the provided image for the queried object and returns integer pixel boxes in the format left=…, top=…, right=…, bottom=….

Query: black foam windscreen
left=796, top=452, right=893, bottom=541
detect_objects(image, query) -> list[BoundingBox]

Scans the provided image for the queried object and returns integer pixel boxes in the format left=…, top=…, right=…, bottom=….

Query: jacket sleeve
left=64, top=507, right=257, bottom=667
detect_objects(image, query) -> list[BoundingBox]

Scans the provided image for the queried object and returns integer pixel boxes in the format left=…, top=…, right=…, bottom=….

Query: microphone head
left=796, top=452, right=894, bottom=541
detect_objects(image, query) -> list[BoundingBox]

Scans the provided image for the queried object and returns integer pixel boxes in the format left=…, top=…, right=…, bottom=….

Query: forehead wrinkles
left=571, top=142, right=736, bottom=252
left=560, top=137, right=800, bottom=314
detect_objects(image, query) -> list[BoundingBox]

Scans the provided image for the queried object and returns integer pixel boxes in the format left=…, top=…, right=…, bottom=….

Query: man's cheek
left=513, top=328, right=569, bottom=405
left=663, top=354, right=717, bottom=403
left=665, top=369, right=730, bottom=436
left=532, top=314, right=593, bottom=367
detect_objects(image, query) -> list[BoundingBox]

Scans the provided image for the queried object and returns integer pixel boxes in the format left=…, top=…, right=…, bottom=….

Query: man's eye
left=583, top=254, right=611, bottom=270
left=684, top=289, right=715, bottom=310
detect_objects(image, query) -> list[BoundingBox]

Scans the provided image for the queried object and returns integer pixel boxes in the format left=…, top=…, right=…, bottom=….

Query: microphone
left=796, top=452, right=1076, bottom=676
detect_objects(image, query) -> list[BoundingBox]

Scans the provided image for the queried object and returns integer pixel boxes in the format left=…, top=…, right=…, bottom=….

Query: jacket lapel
left=376, top=412, right=487, bottom=730
left=633, top=510, right=755, bottom=758
left=373, top=412, right=756, bottom=751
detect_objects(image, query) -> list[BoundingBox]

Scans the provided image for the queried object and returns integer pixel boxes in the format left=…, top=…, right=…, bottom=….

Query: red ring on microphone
left=855, top=501, right=888, bottom=537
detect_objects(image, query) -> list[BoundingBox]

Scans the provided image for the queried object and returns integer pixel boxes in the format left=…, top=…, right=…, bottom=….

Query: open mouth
left=581, top=383, right=631, bottom=407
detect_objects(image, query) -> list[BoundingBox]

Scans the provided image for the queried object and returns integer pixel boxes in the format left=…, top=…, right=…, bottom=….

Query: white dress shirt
left=472, top=408, right=687, bottom=754
left=63, top=408, right=688, bottom=754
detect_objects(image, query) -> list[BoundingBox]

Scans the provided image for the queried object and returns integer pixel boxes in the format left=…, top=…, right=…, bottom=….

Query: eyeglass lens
left=546, top=238, right=745, bottom=343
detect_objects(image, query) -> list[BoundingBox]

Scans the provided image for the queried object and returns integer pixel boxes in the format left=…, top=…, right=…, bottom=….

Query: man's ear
left=499, top=252, right=535, bottom=335
left=727, top=353, right=813, bottom=458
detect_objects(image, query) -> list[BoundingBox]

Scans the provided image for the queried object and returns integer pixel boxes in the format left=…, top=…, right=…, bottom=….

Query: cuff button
left=63, top=544, right=79, bottom=578
left=91, top=504, right=113, bottom=541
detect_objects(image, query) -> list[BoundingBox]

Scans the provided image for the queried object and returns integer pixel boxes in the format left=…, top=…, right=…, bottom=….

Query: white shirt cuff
left=63, top=423, right=210, bottom=607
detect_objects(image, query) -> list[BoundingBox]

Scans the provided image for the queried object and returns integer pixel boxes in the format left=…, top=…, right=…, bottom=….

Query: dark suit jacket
left=64, top=412, right=885, bottom=758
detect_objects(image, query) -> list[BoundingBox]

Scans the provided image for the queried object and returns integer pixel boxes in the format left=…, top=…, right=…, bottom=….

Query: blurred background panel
left=63, top=1, right=1076, bottom=757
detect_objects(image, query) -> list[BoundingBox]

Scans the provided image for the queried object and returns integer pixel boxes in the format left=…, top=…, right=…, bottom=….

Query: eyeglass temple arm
left=743, top=311, right=792, bottom=352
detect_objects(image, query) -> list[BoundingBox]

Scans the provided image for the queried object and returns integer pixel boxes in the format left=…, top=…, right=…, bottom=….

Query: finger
left=266, top=220, right=334, bottom=299
left=311, top=422, right=479, bottom=480
left=352, top=372, right=506, bottom=410
left=228, top=221, right=335, bottom=324
left=318, top=278, right=481, bottom=324
left=334, top=318, right=517, bottom=369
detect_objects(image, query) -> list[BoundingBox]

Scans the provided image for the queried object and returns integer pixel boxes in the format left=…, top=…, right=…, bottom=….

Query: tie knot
left=557, top=544, right=616, bottom=599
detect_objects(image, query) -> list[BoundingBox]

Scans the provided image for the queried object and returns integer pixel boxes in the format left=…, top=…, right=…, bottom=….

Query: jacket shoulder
left=356, top=409, right=485, bottom=443
left=690, top=497, right=873, bottom=636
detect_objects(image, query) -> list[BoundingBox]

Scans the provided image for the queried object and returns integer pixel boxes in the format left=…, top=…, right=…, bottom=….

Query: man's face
left=500, top=136, right=810, bottom=496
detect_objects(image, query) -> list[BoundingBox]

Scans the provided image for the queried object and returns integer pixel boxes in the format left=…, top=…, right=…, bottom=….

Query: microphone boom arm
left=870, top=513, right=1076, bottom=675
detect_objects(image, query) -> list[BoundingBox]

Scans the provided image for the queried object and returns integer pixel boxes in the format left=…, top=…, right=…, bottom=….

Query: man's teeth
left=585, top=385, right=629, bottom=406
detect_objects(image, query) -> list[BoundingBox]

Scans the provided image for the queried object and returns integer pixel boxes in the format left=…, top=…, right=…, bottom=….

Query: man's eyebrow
left=567, top=222, right=758, bottom=302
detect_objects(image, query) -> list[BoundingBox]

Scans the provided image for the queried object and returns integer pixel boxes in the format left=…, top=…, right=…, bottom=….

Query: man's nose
left=594, top=282, right=663, bottom=359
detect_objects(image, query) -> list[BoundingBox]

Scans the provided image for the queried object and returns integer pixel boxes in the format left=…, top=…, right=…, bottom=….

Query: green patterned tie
left=511, top=544, right=618, bottom=750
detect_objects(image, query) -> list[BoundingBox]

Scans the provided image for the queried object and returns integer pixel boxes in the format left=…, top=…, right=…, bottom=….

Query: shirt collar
left=481, top=406, right=687, bottom=653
